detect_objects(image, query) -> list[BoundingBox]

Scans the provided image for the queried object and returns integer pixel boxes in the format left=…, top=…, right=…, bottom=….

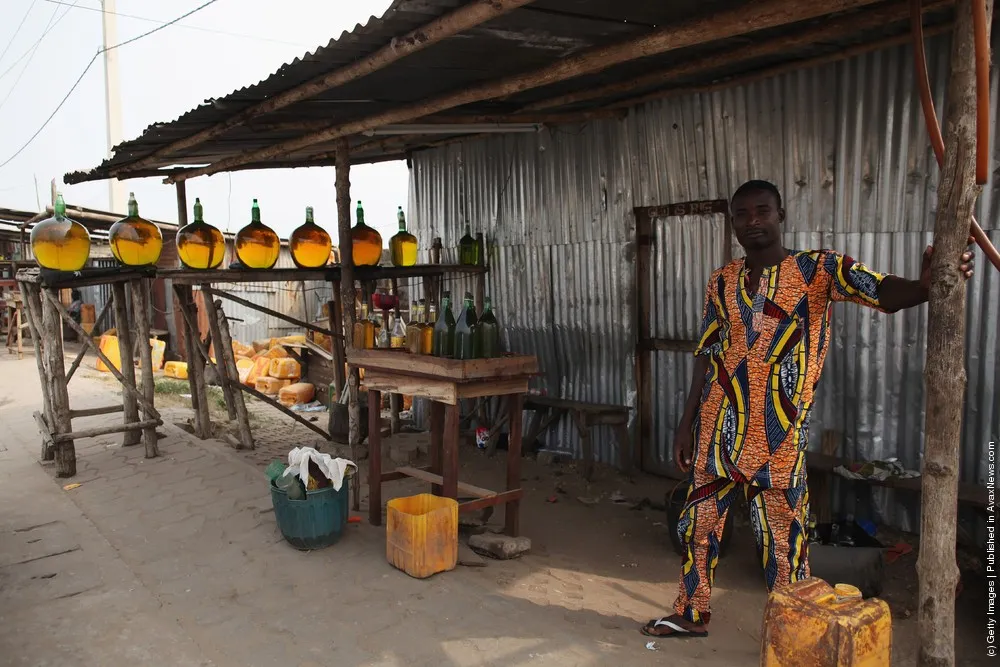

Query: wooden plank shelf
left=159, top=263, right=486, bottom=285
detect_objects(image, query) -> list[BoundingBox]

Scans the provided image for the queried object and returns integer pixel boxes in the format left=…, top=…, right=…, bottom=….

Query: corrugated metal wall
left=407, top=35, right=999, bottom=530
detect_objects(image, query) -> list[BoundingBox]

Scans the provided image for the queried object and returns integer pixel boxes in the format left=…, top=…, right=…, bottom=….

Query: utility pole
left=101, top=0, right=126, bottom=213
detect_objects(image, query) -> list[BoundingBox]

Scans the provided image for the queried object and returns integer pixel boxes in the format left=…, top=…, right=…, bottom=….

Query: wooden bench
left=523, top=395, right=630, bottom=480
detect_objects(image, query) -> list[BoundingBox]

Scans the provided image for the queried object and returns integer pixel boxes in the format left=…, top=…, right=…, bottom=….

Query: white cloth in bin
left=282, top=446, right=357, bottom=491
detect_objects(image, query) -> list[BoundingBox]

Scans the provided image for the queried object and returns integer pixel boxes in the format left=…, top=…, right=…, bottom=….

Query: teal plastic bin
left=270, top=478, right=350, bottom=550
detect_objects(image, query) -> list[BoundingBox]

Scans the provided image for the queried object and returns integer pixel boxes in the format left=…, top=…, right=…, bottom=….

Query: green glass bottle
left=432, top=291, right=456, bottom=358
left=453, top=292, right=479, bottom=360
left=389, top=206, right=417, bottom=267
left=476, top=296, right=501, bottom=358
left=30, top=193, right=91, bottom=271
left=459, top=223, right=479, bottom=265
left=176, top=198, right=225, bottom=270
left=109, top=192, right=162, bottom=266
left=235, top=199, right=280, bottom=269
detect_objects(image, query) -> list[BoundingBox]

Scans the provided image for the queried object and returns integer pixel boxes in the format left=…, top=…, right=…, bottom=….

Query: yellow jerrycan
left=761, top=578, right=891, bottom=666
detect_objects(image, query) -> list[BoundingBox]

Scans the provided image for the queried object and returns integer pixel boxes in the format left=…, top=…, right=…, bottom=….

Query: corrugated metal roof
left=64, top=0, right=959, bottom=184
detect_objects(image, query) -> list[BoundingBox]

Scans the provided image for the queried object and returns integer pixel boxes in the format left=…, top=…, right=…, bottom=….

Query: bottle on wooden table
left=235, top=199, right=280, bottom=269
left=390, top=312, right=407, bottom=349
left=351, top=201, right=382, bottom=266
left=109, top=192, right=162, bottom=266
left=459, top=224, right=479, bottom=265
left=353, top=301, right=375, bottom=350
left=454, top=292, right=479, bottom=360
left=389, top=206, right=417, bottom=267
left=432, top=292, right=456, bottom=357
left=421, top=301, right=435, bottom=355
left=289, top=206, right=331, bottom=268
left=406, top=301, right=423, bottom=354
left=476, top=296, right=501, bottom=358
left=30, top=193, right=91, bottom=271
left=176, top=198, right=225, bottom=270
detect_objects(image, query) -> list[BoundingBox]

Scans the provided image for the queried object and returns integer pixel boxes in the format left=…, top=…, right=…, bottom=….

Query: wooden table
left=349, top=349, right=538, bottom=536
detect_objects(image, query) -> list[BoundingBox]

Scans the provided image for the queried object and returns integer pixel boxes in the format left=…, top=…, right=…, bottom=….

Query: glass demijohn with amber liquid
left=109, top=192, right=162, bottom=266
left=289, top=206, right=331, bottom=268
left=176, top=198, right=225, bottom=269
left=389, top=206, right=417, bottom=267
left=235, top=199, right=280, bottom=270
left=30, top=193, right=91, bottom=271
left=351, top=201, right=382, bottom=266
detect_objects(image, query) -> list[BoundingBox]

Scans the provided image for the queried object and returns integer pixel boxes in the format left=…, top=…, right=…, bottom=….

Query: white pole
left=101, top=0, right=126, bottom=214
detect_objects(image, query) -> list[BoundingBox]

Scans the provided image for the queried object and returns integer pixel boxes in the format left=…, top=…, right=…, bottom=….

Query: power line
left=0, top=0, right=40, bottom=68
left=0, top=0, right=222, bottom=171
left=0, top=3, right=65, bottom=115
left=0, top=0, right=76, bottom=84
left=42, top=0, right=313, bottom=48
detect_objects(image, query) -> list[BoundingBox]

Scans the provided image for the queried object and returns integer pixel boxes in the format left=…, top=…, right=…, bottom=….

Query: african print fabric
left=673, top=469, right=810, bottom=622
left=693, top=250, right=888, bottom=490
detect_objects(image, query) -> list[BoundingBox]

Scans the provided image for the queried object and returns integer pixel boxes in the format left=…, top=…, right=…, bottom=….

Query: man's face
left=731, top=189, right=784, bottom=251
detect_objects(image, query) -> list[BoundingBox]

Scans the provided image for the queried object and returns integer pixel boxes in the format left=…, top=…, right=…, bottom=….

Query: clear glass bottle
left=351, top=200, right=382, bottom=266
left=289, top=205, right=331, bottom=269
left=406, top=301, right=423, bottom=354
left=109, top=192, right=162, bottom=266
left=432, top=292, right=456, bottom=358
left=389, top=206, right=417, bottom=267
left=459, top=224, right=478, bottom=265
left=421, top=301, right=435, bottom=355
left=390, top=312, right=407, bottom=349
left=30, top=193, right=91, bottom=271
left=476, top=296, right=502, bottom=358
left=235, top=199, right=280, bottom=269
left=176, top=198, right=225, bottom=269
left=454, top=292, right=479, bottom=360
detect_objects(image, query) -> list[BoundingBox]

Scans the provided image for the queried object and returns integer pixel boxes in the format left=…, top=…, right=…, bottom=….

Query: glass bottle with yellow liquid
left=289, top=205, right=331, bottom=268
left=421, top=301, right=435, bottom=355
left=352, top=301, right=375, bottom=349
left=235, top=199, right=280, bottom=269
left=30, top=193, right=91, bottom=271
left=390, top=312, right=407, bottom=349
left=109, top=192, right=162, bottom=266
left=176, top=198, right=225, bottom=269
left=351, top=201, right=382, bottom=266
left=406, top=301, right=423, bottom=354
left=389, top=206, right=417, bottom=267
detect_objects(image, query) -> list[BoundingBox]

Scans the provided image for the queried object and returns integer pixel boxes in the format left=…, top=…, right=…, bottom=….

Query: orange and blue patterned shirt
left=693, top=250, right=889, bottom=490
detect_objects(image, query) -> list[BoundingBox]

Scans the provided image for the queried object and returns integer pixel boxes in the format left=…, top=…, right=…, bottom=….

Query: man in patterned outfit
left=642, top=180, right=975, bottom=639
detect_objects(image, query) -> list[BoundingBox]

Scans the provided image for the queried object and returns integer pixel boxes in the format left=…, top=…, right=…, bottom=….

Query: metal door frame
left=634, top=199, right=732, bottom=475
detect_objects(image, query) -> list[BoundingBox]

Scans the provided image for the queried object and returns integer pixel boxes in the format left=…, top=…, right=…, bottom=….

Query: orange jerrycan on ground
left=761, top=578, right=891, bottom=667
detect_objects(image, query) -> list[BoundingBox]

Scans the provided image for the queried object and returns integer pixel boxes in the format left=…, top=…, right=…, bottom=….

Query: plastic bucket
left=270, top=478, right=350, bottom=550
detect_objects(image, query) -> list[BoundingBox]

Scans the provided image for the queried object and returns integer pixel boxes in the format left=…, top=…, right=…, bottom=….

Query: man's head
left=730, top=180, right=785, bottom=251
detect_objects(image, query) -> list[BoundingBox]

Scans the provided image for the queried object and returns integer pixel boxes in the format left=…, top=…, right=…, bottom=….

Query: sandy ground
left=0, top=346, right=992, bottom=666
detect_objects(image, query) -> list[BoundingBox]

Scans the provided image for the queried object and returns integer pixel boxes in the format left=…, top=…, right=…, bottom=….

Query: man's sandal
left=641, top=615, right=709, bottom=638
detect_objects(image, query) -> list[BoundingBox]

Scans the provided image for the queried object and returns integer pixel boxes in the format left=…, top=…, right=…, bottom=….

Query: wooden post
left=505, top=393, right=523, bottom=536
left=129, top=279, right=159, bottom=458
left=213, top=298, right=255, bottom=450
left=20, top=283, right=54, bottom=461
left=389, top=276, right=401, bottom=434
left=41, top=288, right=74, bottom=477
left=175, top=285, right=210, bottom=438
left=368, top=389, right=382, bottom=525
left=916, top=4, right=991, bottom=666
left=201, top=289, right=238, bottom=420
left=111, top=282, right=141, bottom=447
left=429, top=401, right=444, bottom=495
left=442, top=403, right=460, bottom=499
left=329, top=291, right=346, bottom=400
left=333, top=137, right=363, bottom=511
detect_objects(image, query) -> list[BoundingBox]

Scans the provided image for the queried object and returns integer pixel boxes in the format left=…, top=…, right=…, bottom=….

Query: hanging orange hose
left=972, top=0, right=991, bottom=184
left=910, top=0, right=1000, bottom=272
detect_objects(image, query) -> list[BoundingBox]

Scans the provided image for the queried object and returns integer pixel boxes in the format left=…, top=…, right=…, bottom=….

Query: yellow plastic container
left=235, top=357, right=255, bottom=372
left=264, top=345, right=288, bottom=359
left=95, top=334, right=122, bottom=372
left=244, top=357, right=272, bottom=387
left=278, top=382, right=315, bottom=407
left=386, top=494, right=458, bottom=579
left=278, top=333, right=306, bottom=345
left=149, top=338, right=165, bottom=370
left=164, top=361, right=188, bottom=380
left=761, top=578, right=891, bottom=667
left=269, top=357, right=301, bottom=380
left=256, top=376, right=291, bottom=395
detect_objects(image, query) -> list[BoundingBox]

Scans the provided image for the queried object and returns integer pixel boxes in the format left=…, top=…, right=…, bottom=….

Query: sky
left=0, top=0, right=408, bottom=242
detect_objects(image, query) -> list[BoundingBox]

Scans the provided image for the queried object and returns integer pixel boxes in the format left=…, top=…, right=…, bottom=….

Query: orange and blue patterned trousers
left=673, top=468, right=811, bottom=623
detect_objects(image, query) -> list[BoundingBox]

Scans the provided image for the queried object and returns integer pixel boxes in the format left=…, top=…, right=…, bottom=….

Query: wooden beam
left=111, top=282, right=140, bottom=447
left=521, top=0, right=950, bottom=112
left=52, top=419, right=162, bottom=444
left=21, top=285, right=53, bottom=460
left=114, top=0, right=534, bottom=176
left=238, top=382, right=328, bottom=439
left=916, top=2, right=991, bottom=665
left=40, top=289, right=74, bottom=477
left=130, top=279, right=160, bottom=458
left=70, top=405, right=124, bottom=419
left=213, top=298, right=255, bottom=450
left=65, top=296, right=113, bottom=382
left=206, top=286, right=334, bottom=336
left=165, top=0, right=884, bottom=182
